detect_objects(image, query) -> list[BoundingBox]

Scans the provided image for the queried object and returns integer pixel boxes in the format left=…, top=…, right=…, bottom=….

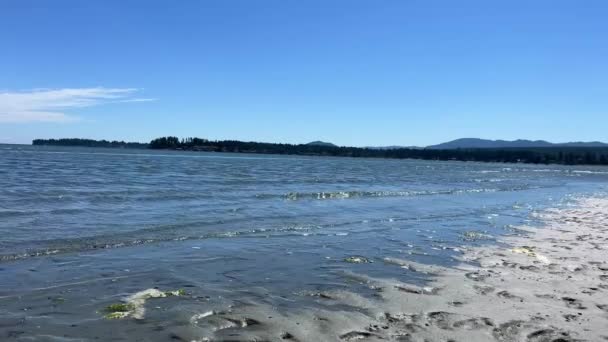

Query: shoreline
left=177, top=197, right=608, bottom=341
left=2, top=180, right=608, bottom=340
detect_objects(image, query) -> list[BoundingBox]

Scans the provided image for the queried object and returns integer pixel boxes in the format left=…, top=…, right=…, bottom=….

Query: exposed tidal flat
left=1, top=146, right=608, bottom=341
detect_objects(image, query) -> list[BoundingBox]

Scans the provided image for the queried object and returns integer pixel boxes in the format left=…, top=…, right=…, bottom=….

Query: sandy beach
left=175, top=197, right=608, bottom=341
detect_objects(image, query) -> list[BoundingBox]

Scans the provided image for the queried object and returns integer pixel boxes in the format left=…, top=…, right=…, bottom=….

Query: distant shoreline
left=31, top=137, right=608, bottom=166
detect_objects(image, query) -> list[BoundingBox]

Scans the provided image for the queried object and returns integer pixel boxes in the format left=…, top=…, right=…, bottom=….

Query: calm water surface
left=1, top=145, right=607, bottom=340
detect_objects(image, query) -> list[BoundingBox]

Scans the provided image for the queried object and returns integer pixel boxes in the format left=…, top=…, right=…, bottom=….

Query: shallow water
left=1, top=145, right=607, bottom=340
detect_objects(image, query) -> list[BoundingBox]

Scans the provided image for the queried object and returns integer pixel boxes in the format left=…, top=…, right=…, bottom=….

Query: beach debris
left=473, top=285, right=495, bottom=295
left=49, top=296, right=66, bottom=305
left=395, top=284, right=437, bottom=295
left=382, top=257, right=448, bottom=274
left=339, top=331, right=377, bottom=341
left=344, top=256, right=372, bottom=264
left=103, top=288, right=186, bottom=319
left=596, top=304, right=608, bottom=312
left=189, top=311, right=261, bottom=332
left=307, top=291, right=335, bottom=300
left=465, top=271, right=490, bottom=281
left=561, top=297, right=587, bottom=310
left=510, top=246, right=550, bottom=264
left=496, top=290, right=524, bottom=301
left=461, top=230, right=493, bottom=241
left=190, top=311, right=215, bottom=324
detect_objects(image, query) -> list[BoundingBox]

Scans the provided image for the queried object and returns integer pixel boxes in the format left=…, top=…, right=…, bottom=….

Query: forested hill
left=32, top=137, right=608, bottom=165
left=32, top=138, right=148, bottom=149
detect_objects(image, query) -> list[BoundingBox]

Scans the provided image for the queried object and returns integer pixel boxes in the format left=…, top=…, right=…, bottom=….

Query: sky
left=1, top=0, right=607, bottom=147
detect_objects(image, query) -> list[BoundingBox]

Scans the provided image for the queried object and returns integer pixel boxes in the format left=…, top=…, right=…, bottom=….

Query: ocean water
left=1, top=145, right=607, bottom=340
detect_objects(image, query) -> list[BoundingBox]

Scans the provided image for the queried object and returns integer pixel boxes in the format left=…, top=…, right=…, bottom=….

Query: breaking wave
left=256, top=186, right=534, bottom=201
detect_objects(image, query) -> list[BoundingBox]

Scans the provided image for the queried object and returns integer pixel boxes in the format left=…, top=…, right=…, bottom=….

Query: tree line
left=32, top=138, right=147, bottom=149
left=149, top=137, right=608, bottom=165
left=33, top=137, right=608, bottom=165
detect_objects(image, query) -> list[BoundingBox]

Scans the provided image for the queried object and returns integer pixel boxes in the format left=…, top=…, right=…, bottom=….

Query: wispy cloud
left=0, top=88, right=153, bottom=123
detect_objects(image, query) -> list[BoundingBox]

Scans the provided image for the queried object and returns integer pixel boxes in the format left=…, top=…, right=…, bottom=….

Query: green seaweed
left=101, top=288, right=188, bottom=320
left=105, top=312, right=129, bottom=319
left=106, top=303, right=134, bottom=313
left=103, top=303, right=135, bottom=319
left=344, top=256, right=372, bottom=264
left=164, top=289, right=187, bottom=296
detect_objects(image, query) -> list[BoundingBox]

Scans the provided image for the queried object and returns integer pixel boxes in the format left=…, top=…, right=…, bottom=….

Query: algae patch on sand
left=460, top=230, right=493, bottom=241
left=344, top=256, right=372, bottom=264
left=102, top=288, right=187, bottom=320
left=165, top=289, right=186, bottom=296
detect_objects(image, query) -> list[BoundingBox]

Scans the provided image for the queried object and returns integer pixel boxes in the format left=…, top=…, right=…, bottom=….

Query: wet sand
left=177, top=197, right=608, bottom=341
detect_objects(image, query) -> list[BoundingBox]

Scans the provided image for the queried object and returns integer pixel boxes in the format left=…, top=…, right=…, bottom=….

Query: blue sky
left=1, top=0, right=606, bottom=146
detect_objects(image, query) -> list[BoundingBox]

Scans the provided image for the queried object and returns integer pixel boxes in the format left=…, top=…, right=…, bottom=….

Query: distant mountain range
left=313, top=138, right=608, bottom=150
left=426, top=138, right=608, bottom=149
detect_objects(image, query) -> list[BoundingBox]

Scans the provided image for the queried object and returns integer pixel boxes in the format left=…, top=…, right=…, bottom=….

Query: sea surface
left=1, top=145, right=607, bottom=340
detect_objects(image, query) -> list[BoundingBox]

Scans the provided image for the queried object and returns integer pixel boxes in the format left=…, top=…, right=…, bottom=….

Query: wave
left=571, top=170, right=608, bottom=175
left=256, top=187, right=533, bottom=201
left=0, top=209, right=40, bottom=218
left=471, top=170, right=501, bottom=174
left=0, top=224, right=321, bottom=263
left=0, top=203, right=523, bottom=263
left=531, top=169, right=608, bottom=175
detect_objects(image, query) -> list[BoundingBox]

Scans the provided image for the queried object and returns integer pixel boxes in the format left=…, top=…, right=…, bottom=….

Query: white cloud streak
left=0, top=88, right=152, bottom=123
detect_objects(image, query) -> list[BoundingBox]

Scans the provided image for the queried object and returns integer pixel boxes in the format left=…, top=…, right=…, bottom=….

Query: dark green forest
left=32, top=138, right=148, bottom=149
left=32, top=137, right=608, bottom=166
